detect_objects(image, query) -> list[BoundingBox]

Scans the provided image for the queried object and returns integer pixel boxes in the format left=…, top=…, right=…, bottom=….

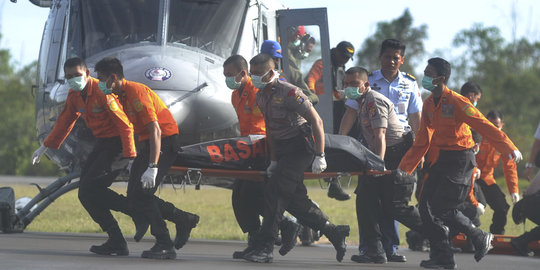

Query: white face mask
left=251, top=69, right=277, bottom=89
left=67, top=75, right=87, bottom=91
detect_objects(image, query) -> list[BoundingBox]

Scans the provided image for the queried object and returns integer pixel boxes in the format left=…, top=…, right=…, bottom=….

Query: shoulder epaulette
left=404, top=73, right=416, bottom=81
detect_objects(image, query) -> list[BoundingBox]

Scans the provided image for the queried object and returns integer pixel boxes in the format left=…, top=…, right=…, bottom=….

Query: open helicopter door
left=276, top=8, right=333, bottom=133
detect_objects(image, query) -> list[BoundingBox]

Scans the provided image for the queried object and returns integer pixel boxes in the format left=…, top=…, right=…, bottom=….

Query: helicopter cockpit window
left=168, top=0, right=247, bottom=59
left=68, top=0, right=159, bottom=58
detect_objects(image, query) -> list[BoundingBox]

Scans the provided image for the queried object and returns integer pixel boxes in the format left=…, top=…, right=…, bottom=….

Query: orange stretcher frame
left=452, top=233, right=540, bottom=256
left=169, top=166, right=389, bottom=182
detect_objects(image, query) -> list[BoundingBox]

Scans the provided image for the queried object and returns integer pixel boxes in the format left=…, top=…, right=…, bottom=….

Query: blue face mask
left=422, top=76, right=437, bottom=91
left=67, top=75, right=87, bottom=92
left=473, top=100, right=478, bottom=107
left=251, top=69, right=273, bottom=89
left=344, top=87, right=362, bottom=100
left=98, top=81, right=113, bottom=95
left=225, top=72, right=242, bottom=90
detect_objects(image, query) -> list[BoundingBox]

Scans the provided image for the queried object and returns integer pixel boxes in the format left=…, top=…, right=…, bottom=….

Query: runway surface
left=0, top=231, right=538, bottom=270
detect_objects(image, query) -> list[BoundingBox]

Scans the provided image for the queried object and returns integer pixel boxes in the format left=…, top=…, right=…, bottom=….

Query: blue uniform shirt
left=368, top=69, right=422, bottom=131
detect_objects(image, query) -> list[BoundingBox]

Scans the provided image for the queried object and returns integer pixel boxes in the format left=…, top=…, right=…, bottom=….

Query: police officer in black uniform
left=243, top=53, right=350, bottom=263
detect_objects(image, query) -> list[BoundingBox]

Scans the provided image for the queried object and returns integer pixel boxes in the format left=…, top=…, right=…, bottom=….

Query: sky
left=0, top=0, right=539, bottom=68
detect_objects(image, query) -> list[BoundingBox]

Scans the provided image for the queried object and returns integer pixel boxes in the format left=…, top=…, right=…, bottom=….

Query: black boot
left=351, top=240, right=387, bottom=264
left=90, top=225, right=129, bottom=256
left=233, top=232, right=257, bottom=259
left=243, top=241, right=274, bottom=263
left=141, top=236, right=176, bottom=259
left=278, top=218, right=301, bottom=256
left=172, top=209, right=200, bottom=249
left=420, top=240, right=456, bottom=269
left=322, top=223, right=350, bottom=262
left=327, top=178, right=350, bottom=201
left=471, top=230, right=493, bottom=262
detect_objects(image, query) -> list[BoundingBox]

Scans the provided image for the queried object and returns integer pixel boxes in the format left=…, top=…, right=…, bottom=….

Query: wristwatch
left=316, top=152, right=325, bottom=158
left=149, top=162, right=159, bottom=168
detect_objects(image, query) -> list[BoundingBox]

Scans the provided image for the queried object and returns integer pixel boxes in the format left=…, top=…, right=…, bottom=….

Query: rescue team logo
left=133, top=99, right=144, bottom=112
left=145, top=67, right=172, bottom=81
left=462, top=104, right=476, bottom=117
left=108, top=100, right=119, bottom=112
left=206, top=139, right=265, bottom=163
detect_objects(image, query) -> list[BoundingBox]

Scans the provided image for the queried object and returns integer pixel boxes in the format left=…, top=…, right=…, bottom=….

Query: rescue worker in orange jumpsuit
left=223, top=54, right=300, bottom=259
left=397, top=57, right=522, bottom=269
left=476, top=110, right=520, bottom=235
left=31, top=57, right=145, bottom=256
left=95, top=57, right=199, bottom=259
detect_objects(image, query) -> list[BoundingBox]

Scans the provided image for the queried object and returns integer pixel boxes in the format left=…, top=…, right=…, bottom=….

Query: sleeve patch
left=462, top=105, right=476, bottom=117
left=108, top=100, right=119, bottom=112
left=133, top=99, right=144, bottom=112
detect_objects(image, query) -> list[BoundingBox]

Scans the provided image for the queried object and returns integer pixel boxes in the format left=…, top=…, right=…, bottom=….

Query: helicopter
left=4, top=0, right=339, bottom=231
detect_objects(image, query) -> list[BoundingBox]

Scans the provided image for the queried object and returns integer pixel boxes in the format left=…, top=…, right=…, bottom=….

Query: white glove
left=141, top=167, right=158, bottom=189
left=31, top=145, right=48, bottom=165
left=126, top=159, right=134, bottom=174
left=473, top=169, right=481, bottom=180
left=477, top=203, right=485, bottom=216
left=509, top=150, right=523, bottom=163
left=511, top=193, right=520, bottom=204
left=312, top=156, right=327, bottom=174
left=266, top=161, right=278, bottom=178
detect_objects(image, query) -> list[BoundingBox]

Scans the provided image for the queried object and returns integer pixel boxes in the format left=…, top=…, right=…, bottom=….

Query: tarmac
left=1, top=176, right=539, bottom=269
left=1, top=231, right=539, bottom=270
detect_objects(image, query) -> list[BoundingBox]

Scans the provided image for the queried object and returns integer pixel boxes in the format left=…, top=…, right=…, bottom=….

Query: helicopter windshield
left=67, top=0, right=247, bottom=59
left=168, top=0, right=248, bottom=58
left=68, top=0, right=159, bottom=58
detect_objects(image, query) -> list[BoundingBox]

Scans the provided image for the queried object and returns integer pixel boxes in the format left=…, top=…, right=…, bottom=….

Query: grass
left=8, top=175, right=538, bottom=246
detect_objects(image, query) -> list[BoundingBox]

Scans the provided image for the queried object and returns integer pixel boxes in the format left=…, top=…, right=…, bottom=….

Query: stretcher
left=452, top=233, right=540, bottom=256
left=168, top=165, right=389, bottom=183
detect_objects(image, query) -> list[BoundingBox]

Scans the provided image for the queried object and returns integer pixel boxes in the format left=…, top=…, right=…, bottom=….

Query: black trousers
left=333, top=100, right=346, bottom=134
left=419, top=149, right=482, bottom=261
left=127, top=135, right=179, bottom=242
left=477, top=179, right=510, bottom=234
left=232, top=180, right=265, bottom=233
left=259, top=133, right=329, bottom=245
left=78, top=137, right=130, bottom=231
left=356, top=141, right=422, bottom=254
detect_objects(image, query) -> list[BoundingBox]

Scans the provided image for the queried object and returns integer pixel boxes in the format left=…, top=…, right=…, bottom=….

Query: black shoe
left=141, top=242, right=177, bottom=259
left=90, top=238, right=129, bottom=256
left=327, top=181, right=350, bottom=201
left=174, top=212, right=199, bottom=249
left=420, top=258, right=456, bottom=269
left=278, top=219, right=301, bottom=256
left=351, top=253, right=387, bottom=264
left=473, top=231, right=493, bottom=262
left=233, top=233, right=257, bottom=259
left=324, top=225, right=350, bottom=262
left=511, top=237, right=534, bottom=257
left=243, top=245, right=273, bottom=263
left=387, top=252, right=407, bottom=262
left=132, top=213, right=150, bottom=242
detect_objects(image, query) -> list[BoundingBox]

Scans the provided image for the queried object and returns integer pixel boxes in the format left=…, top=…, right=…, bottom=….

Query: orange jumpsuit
left=117, top=79, right=179, bottom=140
left=476, top=138, right=519, bottom=194
left=44, top=77, right=136, bottom=158
left=305, top=59, right=341, bottom=99
left=231, top=77, right=265, bottom=136
left=399, top=87, right=517, bottom=174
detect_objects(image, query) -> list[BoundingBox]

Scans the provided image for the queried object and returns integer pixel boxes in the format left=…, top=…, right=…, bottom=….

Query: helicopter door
left=276, top=8, right=333, bottom=133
